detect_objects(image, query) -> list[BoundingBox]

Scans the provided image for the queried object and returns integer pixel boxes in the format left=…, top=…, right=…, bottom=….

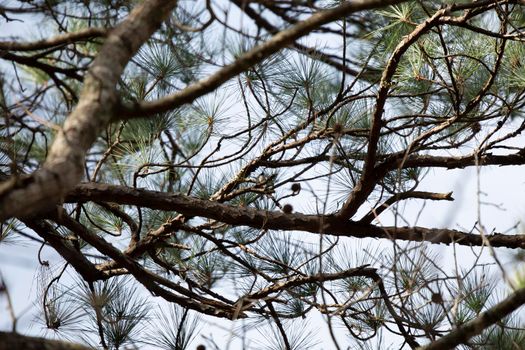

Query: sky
left=1, top=2, right=525, bottom=349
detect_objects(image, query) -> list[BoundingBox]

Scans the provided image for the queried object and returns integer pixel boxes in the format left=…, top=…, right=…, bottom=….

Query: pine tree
left=1, top=1, right=525, bottom=349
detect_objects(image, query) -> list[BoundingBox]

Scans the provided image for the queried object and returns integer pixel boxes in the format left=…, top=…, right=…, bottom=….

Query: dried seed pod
left=333, top=123, right=343, bottom=134
left=431, top=293, right=443, bottom=304
left=470, top=122, right=481, bottom=134
left=291, top=183, right=301, bottom=194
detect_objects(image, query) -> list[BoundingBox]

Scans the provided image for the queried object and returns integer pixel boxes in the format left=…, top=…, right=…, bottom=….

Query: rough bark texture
left=0, top=332, right=91, bottom=350
left=0, top=0, right=178, bottom=220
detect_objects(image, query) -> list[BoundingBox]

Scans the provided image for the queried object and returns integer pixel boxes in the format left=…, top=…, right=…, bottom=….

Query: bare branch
left=0, top=27, right=107, bottom=51
left=361, top=191, right=454, bottom=223
left=65, top=182, right=525, bottom=249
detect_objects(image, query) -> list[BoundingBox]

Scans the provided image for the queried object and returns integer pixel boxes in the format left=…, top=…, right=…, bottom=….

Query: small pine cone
left=333, top=123, right=343, bottom=134
left=282, top=204, right=293, bottom=214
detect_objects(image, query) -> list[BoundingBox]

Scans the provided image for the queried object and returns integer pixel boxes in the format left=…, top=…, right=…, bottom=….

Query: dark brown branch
left=395, top=150, right=525, bottom=169
left=0, top=50, right=84, bottom=81
left=245, top=266, right=377, bottom=301
left=371, top=271, right=420, bottom=348
left=337, top=8, right=448, bottom=220
left=0, top=331, right=91, bottom=350
left=65, top=183, right=525, bottom=249
left=260, top=149, right=525, bottom=170
left=23, top=219, right=103, bottom=282
left=51, top=211, right=241, bottom=319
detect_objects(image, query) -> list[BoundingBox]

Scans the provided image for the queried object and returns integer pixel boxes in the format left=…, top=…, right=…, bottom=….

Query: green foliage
left=255, top=321, right=320, bottom=350
left=77, top=278, right=150, bottom=349
left=147, top=305, right=201, bottom=350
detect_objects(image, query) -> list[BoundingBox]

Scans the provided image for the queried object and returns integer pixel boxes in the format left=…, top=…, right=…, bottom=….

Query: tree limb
left=360, top=191, right=454, bottom=224
left=65, top=182, right=525, bottom=249
left=118, top=0, right=407, bottom=118
left=0, top=0, right=178, bottom=221
left=0, top=331, right=90, bottom=350
left=0, top=27, right=107, bottom=51
left=420, top=286, right=525, bottom=350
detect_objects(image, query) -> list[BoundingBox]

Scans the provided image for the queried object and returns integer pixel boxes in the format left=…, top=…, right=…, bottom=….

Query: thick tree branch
left=0, top=332, right=90, bottom=350
left=395, top=150, right=525, bottom=169
left=260, top=149, right=525, bottom=170
left=0, top=0, right=178, bottom=221
left=65, top=182, right=525, bottom=249
left=23, top=219, right=103, bottom=282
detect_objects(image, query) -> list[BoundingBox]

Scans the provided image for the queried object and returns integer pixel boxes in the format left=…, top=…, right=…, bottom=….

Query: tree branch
left=118, top=0, right=407, bottom=118
left=231, top=0, right=362, bottom=77
left=51, top=211, right=241, bottom=319
left=0, top=0, right=178, bottom=221
left=23, top=219, right=103, bottom=282
left=0, top=331, right=90, bottom=350
left=421, top=286, right=525, bottom=350
left=337, top=7, right=448, bottom=220
left=0, top=27, right=107, bottom=51
left=259, top=149, right=525, bottom=170
left=65, top=182, right=525, bottom=249
left=360, top=191, right=454, bottom=224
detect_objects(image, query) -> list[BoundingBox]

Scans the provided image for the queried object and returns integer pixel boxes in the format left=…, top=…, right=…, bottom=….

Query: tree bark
left=0, top=0, right=178, bottom=221
left=0, top=332, right=91, bottom=350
